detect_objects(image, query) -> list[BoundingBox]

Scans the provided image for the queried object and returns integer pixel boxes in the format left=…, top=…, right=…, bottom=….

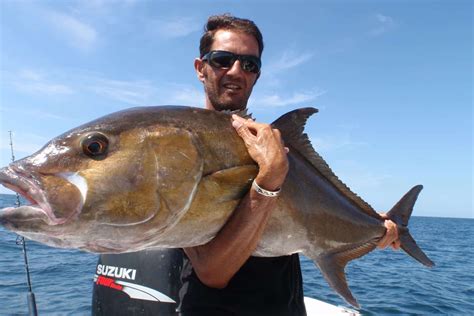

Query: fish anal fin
left=314, top=241, right=378, bottom=308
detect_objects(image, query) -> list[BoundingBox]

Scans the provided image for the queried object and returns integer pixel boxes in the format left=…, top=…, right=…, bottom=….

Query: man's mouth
left=223, top=83, right=242, bottom=91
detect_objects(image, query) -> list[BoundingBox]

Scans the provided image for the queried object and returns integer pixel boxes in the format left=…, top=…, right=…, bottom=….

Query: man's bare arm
left=184, top=115, right=288, bottom=288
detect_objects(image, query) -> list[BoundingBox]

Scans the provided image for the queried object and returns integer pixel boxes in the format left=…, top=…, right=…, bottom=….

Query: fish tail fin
left=313, top=185, right=435, bottom=308
left=386, top=185, right=435, bottom=267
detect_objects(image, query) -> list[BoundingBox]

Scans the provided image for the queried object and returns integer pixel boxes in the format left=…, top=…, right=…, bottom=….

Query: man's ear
left=194, top=58, right=205, bottom=82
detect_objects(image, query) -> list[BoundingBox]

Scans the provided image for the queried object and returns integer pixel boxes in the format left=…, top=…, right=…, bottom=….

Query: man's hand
left=378, top=213, right=401, bottom=250
left=231, top=114, right=289, bottom=190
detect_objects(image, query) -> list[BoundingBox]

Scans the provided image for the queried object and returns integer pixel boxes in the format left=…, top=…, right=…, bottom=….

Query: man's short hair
left=199, top=14, right=264, bottom=58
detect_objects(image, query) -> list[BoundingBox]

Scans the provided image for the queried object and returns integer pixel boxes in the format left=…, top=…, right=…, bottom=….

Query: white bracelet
left=252, top=180, right=281, bottom=197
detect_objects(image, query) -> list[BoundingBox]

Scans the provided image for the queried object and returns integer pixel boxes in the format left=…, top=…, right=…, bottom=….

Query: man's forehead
left=211, top=29, right=259, bottom=56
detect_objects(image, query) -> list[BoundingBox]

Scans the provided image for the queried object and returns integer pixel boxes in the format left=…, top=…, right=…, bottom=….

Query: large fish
left=0, top=106, right=434, bottom=307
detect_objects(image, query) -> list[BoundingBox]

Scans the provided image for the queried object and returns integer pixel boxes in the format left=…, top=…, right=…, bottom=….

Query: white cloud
left=82, top=0, right=138, bottom=9
left=4, top=66, right=206, bottom=108
left=369, top=13, right=396, bottom=37
left=45, top=10, right=97, bottom=51
left=311, top=134, right=368, bottom=152
left=1, top=105, right=68, bottom=121
left=265, top=50, right=314, bottom=76
left=0, top=132, right=48, bottom=156
left=152, top=17, right=200, bottom=39
left=18, top=69, right=42, bottom=81
left=88, top=78, right=156, bottom=106
left=376, top=13, right=394, bottom=24
left=13, top=69, right=75, bottom=95
left=15, top=81, right=75, bottom=95
left=87, top=77, right=206, bottom=107
left=250, top=88, right=326, bottom=108
left=326, top=159, right=392, bottom=192
left=270, top=51, right=313, bottom=73
left=167, top=85, right=205, bottom=106
left=259, top=49, right=315, bottom=88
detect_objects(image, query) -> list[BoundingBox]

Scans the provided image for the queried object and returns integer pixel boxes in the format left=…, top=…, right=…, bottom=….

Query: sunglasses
left=202, top=50, right=261, bottom=74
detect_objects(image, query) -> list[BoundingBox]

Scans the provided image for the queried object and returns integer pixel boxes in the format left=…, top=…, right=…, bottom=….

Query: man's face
left=195, top=30, right=260, bottom=111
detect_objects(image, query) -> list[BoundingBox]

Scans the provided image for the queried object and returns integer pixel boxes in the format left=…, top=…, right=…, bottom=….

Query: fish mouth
left=0, top=166, right=64, bottom=225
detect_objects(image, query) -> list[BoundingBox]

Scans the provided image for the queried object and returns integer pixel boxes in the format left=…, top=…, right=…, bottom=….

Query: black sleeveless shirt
left=178, top=252, right=306, bottom=316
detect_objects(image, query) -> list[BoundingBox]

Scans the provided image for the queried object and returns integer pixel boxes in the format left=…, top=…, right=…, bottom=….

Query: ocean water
left=0, top=194, right=472, bottom=315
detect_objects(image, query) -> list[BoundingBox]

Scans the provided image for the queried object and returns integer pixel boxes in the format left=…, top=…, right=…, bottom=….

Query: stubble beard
left=205, top=85, right=251, bottom=112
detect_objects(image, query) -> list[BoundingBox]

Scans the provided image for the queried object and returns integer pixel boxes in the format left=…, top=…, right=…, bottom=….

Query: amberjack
left=0, top=106, right=434, bottom=307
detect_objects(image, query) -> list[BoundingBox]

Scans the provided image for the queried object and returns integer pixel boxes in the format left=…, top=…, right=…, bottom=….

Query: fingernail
left=232, top=114, right=243, bottom=121
left=232, top=120, right=242, bottom=129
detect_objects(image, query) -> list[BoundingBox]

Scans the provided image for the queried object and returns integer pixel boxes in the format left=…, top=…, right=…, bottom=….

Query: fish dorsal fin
left=272, top=107, right=378, bottom=217
left=222, top=109, right=253, bottom=120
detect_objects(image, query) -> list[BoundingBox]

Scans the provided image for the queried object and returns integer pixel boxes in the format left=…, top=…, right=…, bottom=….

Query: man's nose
left=226, top=59, right=244, bottom=76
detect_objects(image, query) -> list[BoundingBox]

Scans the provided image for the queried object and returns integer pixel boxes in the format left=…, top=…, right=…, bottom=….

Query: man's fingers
left=391, top=240, right=401, bottom=250
left=272, top=129, right=289, bottom=154
left=233, top=114, right=267, bottom=132
left=377, top=216, right=401, bottom=250
left=232, top=115, right=274, bottom=140
left=232, top=115, right=288, bottom=154
left=232, top=117, right=255, bottom=144
left=377, top=235, right=390, bottom=249
left=273, top=128, right=283, bottom=143
left=378, top=219, right=399, bottom=249
left=231, top=117, right=243, bottom=129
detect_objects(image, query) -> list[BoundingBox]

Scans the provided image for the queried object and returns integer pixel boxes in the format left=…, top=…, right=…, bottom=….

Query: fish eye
left=82, top=133, right=109, bottom=160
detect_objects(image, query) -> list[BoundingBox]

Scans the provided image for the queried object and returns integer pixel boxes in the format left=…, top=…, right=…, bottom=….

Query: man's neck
left=205, top=103, right=216, bottom=111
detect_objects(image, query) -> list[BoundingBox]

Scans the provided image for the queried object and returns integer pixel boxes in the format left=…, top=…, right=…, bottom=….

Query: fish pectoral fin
left=314, top=242, right=378, bottom=308
left=201, top=165, right=258, bottom=202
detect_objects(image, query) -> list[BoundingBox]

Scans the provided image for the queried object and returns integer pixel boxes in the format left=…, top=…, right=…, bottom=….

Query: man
left=177, top=14, right=302, bottom=316
left=177, top=14, right=400, bottom=316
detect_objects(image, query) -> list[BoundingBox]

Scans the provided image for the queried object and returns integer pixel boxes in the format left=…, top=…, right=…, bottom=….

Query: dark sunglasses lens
left=210, top=52, right=235, bottom=68
left=240, top=58, right=260, bottom=73
left=206, top=51, right=260, bottom=73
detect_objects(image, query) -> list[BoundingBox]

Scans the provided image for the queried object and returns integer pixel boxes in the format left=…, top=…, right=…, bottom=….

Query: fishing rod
left=8, top=131, right=38, bottom=316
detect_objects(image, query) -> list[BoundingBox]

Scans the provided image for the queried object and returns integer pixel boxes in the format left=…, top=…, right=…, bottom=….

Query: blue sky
left=0, top=1, right=472, bottom=218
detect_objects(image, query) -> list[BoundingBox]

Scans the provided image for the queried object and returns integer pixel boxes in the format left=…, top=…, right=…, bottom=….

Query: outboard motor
left=92, top=249, right=183, bottom=315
